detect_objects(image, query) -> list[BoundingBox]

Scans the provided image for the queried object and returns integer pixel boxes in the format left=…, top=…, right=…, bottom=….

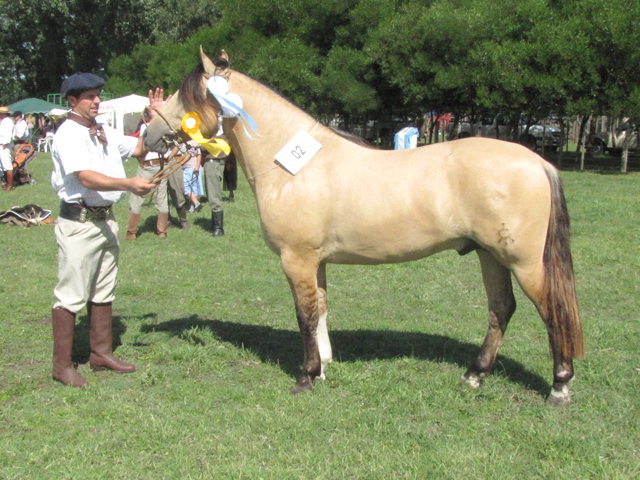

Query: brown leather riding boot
left=88, top=302, right=136, bottom=373
left=156, top=212, right=169, bottom=239
left=2, top=171, right=13, bottom=191
left=125, top=212, right=140, bottom=240
left=52, top=307, right=89, bottom=387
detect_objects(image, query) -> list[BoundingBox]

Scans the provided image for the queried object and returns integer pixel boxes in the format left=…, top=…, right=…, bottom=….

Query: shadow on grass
left=138, top=214, right=159, bottom=236
left=142, top=315, right=551, bottom=397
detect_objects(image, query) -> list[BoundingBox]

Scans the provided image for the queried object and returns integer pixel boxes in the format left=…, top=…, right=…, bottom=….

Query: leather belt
left=142, top=158, right=163, bottom=168
left=59, top=201, right=112, bottom=223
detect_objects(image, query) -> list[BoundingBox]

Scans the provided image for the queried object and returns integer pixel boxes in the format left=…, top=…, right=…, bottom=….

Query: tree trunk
left=448, top=115, right=460, bottom=141
left=621, top=145, right=629, bottom=173
left=556, top=118, right=565, bottom=169
left=578, top=114, right=591, bottom=171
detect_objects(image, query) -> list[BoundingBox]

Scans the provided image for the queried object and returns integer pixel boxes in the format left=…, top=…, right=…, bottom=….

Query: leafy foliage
left=0, top=0, right=155, bottom=101
left=1, top=0, right=640, bottom=132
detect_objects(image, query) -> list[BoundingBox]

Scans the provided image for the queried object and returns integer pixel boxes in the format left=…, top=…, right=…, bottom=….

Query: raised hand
left=146, top=88, right=174, bottom=120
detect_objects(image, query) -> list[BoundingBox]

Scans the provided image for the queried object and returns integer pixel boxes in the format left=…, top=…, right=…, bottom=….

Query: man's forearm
left=75, top=170, right=131, bottom=191
left=75, top=170, right=154, bottom=197
left=131, top=136, right=148, bottom=158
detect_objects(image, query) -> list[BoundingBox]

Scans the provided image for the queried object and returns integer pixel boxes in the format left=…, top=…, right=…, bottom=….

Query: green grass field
left=0, top=150, right=638, bottom=479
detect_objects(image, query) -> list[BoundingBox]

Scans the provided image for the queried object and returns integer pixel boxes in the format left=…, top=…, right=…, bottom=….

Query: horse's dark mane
left=329, top=127, right=375, bottom=148
left=178, top=63, right=219, bottom=133
left=233, top=71, right=376, bottom=149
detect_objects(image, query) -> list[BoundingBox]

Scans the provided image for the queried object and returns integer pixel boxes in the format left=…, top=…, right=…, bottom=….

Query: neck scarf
left=67, top=112, right=108, bottom=147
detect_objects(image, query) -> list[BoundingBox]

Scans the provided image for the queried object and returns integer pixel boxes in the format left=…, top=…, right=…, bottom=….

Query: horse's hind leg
left=462, top=249, right=516, bottom=389
left=281, top=252, right=323, bottom=394
left=514, top=267, right=578, bottom=406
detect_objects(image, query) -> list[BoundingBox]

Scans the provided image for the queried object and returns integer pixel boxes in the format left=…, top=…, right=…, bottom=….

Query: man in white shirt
left=0, top=106, right=14, bottom=191
left=12, top=111, right=29, bottom=145
left=50, top=72, right=169, bottom=387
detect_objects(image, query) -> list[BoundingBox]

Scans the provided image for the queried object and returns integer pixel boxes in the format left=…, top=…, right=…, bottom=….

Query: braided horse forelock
left=178, top=61, right=226, bottom=137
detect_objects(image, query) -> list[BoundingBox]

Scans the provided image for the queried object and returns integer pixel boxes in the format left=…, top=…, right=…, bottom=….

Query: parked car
left=451, top=114, right=564, bottom=151
left=587, top=120, right=639, bottom=155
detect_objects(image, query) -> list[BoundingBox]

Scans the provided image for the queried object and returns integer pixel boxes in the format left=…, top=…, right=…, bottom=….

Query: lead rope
left=246, top=165, right=280, bottom=180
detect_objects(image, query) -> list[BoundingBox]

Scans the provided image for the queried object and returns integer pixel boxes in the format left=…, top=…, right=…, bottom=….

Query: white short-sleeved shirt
left=12, top=119, right=28, bottom=141
left=0, top=117, right=13, bottom=145
left=51, top=119, right=137, bottom=206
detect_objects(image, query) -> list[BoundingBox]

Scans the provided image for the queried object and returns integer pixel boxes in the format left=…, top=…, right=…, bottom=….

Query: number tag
left=275, top=130, right=322, bottom=175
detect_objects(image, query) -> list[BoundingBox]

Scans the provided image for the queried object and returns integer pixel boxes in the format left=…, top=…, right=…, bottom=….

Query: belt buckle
left=79, top=208, right=87, bottom=222
left=82, top=206, right=110, bottom=222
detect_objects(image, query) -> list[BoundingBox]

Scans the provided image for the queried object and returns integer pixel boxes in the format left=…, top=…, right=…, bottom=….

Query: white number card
left=275, top=130, right=322, bottom=175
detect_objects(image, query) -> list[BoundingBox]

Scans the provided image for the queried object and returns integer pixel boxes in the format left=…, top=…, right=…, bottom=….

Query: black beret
left=60, top=73, right=105, bottom=98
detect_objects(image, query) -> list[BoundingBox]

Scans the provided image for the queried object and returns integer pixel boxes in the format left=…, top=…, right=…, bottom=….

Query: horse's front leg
left=282, top=252, right=323, bottom=394
left=316, top=262, right=332, bottom=381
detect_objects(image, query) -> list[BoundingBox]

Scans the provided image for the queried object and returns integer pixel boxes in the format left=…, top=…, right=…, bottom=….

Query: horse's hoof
left=546, top=395, right=570, bottom=407
left=460, top=373, right=482, bottom=389
left=291, top=375, right=314, bottom=394
left=291, top=383, right=313, bottom=395
left=546, top=386, right=571, bottom=406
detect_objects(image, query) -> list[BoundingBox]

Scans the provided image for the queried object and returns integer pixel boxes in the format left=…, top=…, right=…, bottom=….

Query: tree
left=143, top=0, right=222, bottom=44
left=0, top=0, right=222, bottom=103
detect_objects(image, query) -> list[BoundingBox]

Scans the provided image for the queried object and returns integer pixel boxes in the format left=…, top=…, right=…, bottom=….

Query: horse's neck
left=225, top=72, right=330, bottom=186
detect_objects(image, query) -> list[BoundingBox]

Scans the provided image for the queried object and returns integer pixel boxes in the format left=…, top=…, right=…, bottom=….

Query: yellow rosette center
left=181, top=112, right=201, bottom=134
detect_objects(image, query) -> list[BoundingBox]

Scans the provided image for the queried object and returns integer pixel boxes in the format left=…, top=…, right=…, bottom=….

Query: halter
left=142, top=107, right=191, bottom=191
left=152, top=106, right=184, bottom=152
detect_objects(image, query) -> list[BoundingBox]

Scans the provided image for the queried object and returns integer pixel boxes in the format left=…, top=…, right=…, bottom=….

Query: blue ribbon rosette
left=207, top=76, right=260, bottom=139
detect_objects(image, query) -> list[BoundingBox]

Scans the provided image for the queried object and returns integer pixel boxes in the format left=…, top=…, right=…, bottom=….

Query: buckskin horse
left=143, top=49, right=584, bottom=405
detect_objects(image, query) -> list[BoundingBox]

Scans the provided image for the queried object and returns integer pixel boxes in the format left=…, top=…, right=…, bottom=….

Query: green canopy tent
left=7, top=98, right=69, bottom=115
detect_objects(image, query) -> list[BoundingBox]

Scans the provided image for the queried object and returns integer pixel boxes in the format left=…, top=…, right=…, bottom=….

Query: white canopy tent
left=97, top=94, right=149, bottom=135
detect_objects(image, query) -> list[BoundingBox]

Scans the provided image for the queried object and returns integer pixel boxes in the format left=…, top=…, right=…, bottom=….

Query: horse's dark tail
left=541, top=164, right=585, bottom=360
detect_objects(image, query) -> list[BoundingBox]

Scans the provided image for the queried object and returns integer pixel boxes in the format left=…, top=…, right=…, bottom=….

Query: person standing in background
left=125, top=113, right=170, bottom=240
left=183, top=140, right=204, bottom=213
left=0, top=106, right=14, bottom=191
left=165, top=144, right=190, bottom=230
left=202, top=134, right=229, bottom=236
left=12, top=111, right=29, bottom=150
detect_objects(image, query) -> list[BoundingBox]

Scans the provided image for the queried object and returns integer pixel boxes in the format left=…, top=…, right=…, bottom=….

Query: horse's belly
left=324, top=235, right=467, bottom=265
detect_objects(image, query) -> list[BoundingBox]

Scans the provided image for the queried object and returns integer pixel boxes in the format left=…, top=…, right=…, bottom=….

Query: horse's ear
left=200, top=45, right=217, bottom=76
left=220, top=50, right=229, bottom=62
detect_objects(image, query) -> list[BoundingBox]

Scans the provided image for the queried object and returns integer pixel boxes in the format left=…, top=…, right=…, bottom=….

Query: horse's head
left=144, top=48, right=230, bottom=153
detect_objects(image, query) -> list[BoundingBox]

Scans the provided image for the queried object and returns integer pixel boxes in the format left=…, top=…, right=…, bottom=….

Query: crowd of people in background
left=0, top=103, right=236, bottom=236
left=0, top=107, right=35, bottom=191
left=0, top=106, right=64, bottom=191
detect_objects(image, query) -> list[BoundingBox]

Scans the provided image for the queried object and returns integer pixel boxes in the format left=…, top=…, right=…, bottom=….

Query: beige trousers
left=128, top=164, right=169, bottom=214
left=53, top=215, right=120, bottom=313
